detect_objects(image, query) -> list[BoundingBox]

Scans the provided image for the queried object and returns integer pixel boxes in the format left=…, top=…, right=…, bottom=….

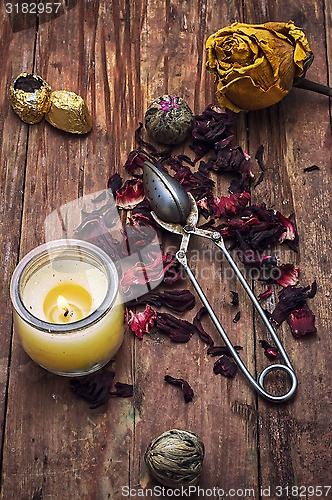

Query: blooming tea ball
left=45, top=90, right=92, bottom=134
left=145, top=95, right=193, bottom=145
left=144, top=429, right=204, bottom=487
left=9, top=73, right=51, bottom=124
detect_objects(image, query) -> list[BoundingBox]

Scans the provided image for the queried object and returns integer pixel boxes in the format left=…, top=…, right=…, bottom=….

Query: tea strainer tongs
left=143, top=160, right=297, bottom=403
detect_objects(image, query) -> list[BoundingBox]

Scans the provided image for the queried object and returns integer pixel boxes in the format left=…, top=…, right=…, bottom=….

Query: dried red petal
left=127, top=305, right=157, bottom=339
left=258, top=284, right=273, bottom=300
left=271, top=281, right=317, bottom=325
left=69, top=370, right=115, bottom=409
left=275, top=264, right=300, bottom=287
left=116, top=179, right=145, bottom=209
left=127, top=289, right=195, bottom=313
left=207, top=146, right=254, bottom=185
left=213, top=355, right=237, bottom=378
left=259, top=340, right=279, bottom=360
left=287, top=304, right=317, bottom=338
left=107, top=172, right=123, bottom=193
left=162, top=253, right=182, bottom=284
left=123, top=150, right=147, bottom=175
left=190, top=105, right=235, bottom=159
left=207, top=345, right=243, bottom=357
left=276, top=211, right=299, bottom=250
left=110, top=382, right=134, bottom=398
left=232, top=311, right=241, bottom=323
left=230, top=291, right=239, bottom=306
left=155, top=312, right=195, bottom=342
left=214, top=192, right=251, bottom=218
left=193, top=307, right=214, bottom=346
left=164, top=375, right=194, bottom=403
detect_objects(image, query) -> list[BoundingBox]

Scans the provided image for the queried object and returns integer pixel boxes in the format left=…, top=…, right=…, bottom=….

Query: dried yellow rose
left=206, top=21, right=313, bottom=112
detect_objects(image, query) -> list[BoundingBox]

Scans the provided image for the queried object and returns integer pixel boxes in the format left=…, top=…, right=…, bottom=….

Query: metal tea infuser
left=143, top=160, right=297, bottom=403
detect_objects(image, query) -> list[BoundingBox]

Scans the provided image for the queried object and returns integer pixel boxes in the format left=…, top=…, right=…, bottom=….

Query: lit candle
left=10, top=240, right=125, bottom=376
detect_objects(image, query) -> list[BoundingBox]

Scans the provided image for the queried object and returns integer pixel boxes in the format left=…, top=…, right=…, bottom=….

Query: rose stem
left=294, top=78, right=332, bottom=97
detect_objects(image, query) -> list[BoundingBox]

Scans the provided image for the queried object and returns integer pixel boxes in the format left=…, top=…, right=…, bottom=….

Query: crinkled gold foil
left=45, top=90, right=92, bottom=134
left=9, top=73, right=51, bottom=124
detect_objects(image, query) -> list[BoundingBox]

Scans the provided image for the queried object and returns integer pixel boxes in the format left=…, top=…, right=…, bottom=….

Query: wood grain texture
left=0, top=0, right=331, bottom=498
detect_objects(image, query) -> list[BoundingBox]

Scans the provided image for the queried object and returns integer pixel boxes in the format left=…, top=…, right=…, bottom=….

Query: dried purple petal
left=259, top=340, right=279, bottom=360
left=190, top=104, right=235, bottom=159
left=287, top=304, right=317, bottom=338
left=155, top=312, right=195, bottom=342
left=258, top=284, right=273, bottom=301
left=110, top=382, right=134, bottom=398
left=232, top=311, right=241, bottom=323
left=303, top=165, right=320, bottom=172
left=206, top=146, right=254, bottom=187
left=164, top=375, right=194, bottom=403
left=127, top=305, right=157, bottom=339
left=254, top=145, right=266, bottom=171
left=214, top=192, right=251, bottom=218
left=127, top=289, right=195, bottom=313
left=69, top=370, right=115, bottom=409
left=207, top=345, right=243, bottom=357
left=271, top=281, right=317, bottom=325
left=116, top=179, right=145, bottom=210
left=276, top=211, right=299, bottom=250
left=123, top=150, right=147, bottom=176
left=230, top=291, right=239, bottom=306
left=162, top=253, right=182, bottom=284
left=107, top=172, right=123, bottom=194
left=213, top=355, right=237, bottom=378
left=193, top=307, right=214, bottom=346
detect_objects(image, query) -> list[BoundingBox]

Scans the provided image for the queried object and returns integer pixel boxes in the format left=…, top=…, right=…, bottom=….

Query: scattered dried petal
left=116, top=179, right=145, bottom=210
left=164, top=375, right=194, bottom=403
left=213, top=355, right=237, bottom=378
left=233, top=311, right=241, bottom=323
left=230, top=291, right=239, bottom=306
left=254, top=145, right=266, bottom=171
left=156, top=312, right=195, bottom=342
left=207, top=345, right=243, bottom=357
left=287, top=304, right=317, bottom=338
left=110, top=382, right=134, bottom=398
left=214, top=192, right=251, bottom=218
left=127, top=289, right=195, bottom=313
left=271, top=281, right=317, bottom=325
left=193, top=307, right=214, bottom=346
left=107, top=172, right=123, bottom=194
left=258, top=284, right=273, bottom=300
left=69, top=370, right=115, bottom=409
left=127, top=305, right=157, bottom=339
left=303, top=165, right=320, bottom=172
left=259, top=340, right=279, bottom=360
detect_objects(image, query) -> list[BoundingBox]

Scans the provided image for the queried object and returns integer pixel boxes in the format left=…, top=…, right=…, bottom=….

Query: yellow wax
left=15, top=255, right=125, bottom=376
left=14, top=296, right=124, bottom=375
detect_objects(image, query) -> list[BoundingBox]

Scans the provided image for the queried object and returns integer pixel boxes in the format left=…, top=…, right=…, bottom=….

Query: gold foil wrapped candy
left=144, top=429, right=205, bottom=487
left=9, top=73, right=51, bottom=124
left=45, top=90, right=92, bottom=134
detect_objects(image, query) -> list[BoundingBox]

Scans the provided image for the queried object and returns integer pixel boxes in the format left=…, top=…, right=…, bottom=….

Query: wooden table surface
left=1, top=1, right=331, bottom=499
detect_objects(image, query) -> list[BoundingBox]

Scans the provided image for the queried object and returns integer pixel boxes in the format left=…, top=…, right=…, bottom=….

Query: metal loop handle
left=176, top=248, right=298, bottom=403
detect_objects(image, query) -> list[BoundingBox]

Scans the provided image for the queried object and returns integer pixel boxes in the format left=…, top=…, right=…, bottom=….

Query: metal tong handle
left=176, top=237, right=297, bottom=403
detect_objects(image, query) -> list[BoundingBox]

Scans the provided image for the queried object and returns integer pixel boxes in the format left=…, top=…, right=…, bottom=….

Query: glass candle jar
left=10, top=239, right=125, bottom=376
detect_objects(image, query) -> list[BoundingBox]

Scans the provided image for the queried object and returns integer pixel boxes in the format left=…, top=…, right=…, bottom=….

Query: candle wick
left=63, top=308, right=70, bottom=317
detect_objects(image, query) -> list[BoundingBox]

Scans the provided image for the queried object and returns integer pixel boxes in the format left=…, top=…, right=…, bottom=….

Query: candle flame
left=57, top=295, right=70, bottom=317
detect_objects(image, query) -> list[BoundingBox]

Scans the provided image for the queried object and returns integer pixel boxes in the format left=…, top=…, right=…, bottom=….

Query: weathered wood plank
left=243, top=0, right=332, bottom=497
left=0, top=2, right=36, bottom=485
